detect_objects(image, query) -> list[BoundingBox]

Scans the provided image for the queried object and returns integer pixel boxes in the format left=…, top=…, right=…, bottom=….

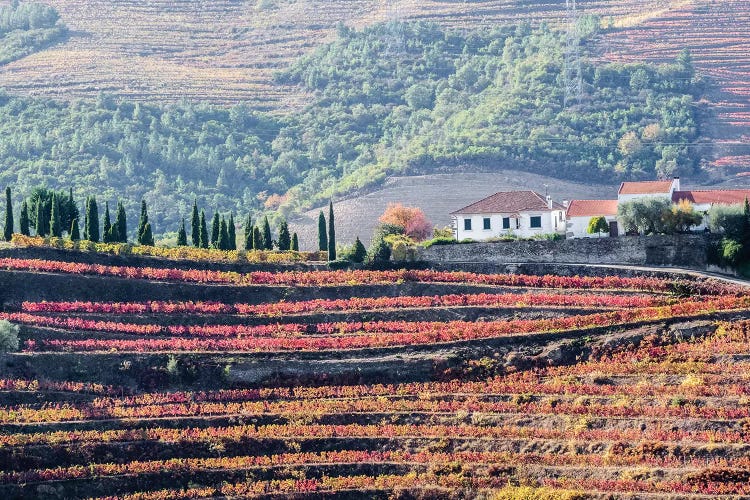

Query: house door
left=609, top=221, right=618, bottom=238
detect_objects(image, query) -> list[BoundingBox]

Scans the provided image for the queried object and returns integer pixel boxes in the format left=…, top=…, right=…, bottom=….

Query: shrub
left=422, top=236, right=456, bottom=248
left=0, top=320, right=19, bottom=352
left=722, top=238, right=743, bottom=266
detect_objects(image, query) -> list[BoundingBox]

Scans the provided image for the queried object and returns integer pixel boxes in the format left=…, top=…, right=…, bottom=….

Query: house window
left=530, top=216, right=542, bottom=229
left=483, top=218, right=491, bottom=230
left=502, top=217, right=510, bottom=229
left=464, top=218, right=472, bottom=231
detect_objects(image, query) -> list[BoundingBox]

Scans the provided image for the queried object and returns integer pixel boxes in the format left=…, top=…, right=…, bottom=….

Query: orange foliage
left=378, top=203, right=433, bottom=241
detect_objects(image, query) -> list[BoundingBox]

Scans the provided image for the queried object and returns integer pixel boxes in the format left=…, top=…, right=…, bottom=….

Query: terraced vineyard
left=1, top=251, right=750, bottom=498
left=0, top=0, right=699, bottom=108
left=602, top=0, right=750, bottom=173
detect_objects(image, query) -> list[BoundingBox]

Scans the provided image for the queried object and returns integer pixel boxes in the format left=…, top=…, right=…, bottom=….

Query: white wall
left=454, top=211, right=565, bottom=241
left=617, top=193, right=672, bottom=204
left=567, top=215, right=619, bottom=238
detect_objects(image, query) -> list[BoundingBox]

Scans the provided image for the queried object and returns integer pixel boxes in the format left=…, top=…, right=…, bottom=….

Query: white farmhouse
left=451, top=191, right=566, bottom=241
left=565, top=199, right=620, bottom=238
left=673, top=189, right=750, bottom=230
left=617, top=178, right=680, bottom=203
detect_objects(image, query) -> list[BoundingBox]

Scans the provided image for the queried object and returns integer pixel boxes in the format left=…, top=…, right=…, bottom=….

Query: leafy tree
left=85, top=196, right=100, bottom=242
left=227, top=213, right=236, bottom=250
left=351, top=236, right=367, bottom=263
left=327, top=202, right=336, bottom=260
left=262, top=216, right=273, bottom=250
left=114, top=201, right=127, bottom=242
left=177, top=218, right=187, bottom=246
left=244, top=214, right=253, bottom=250
left=102, top=201, right=112, bottom=243
left=379, top=203, right=432, bottom=241
left=3, top=186, right=12, bottom=241
left=278, top=219, right=291, bottom=251
left=140, top=222, right=154, bottom=246
left=617, top=198, right=672, bottom=235
left=190, top=199, right=200, bottom=247
left=19, top=200, right=29, bottom=236
left=0, top=320, right=19, bottom=353
left=210, top=212, right=220, bottom=248
left=291, top=232, right=299, bottom=251
left=198, top=210, right=209, bottom=248
left=318, top=211, right=327, bottom=251
left=49, top=193, right=61, bottom=237
left=70, top=217, right=80, bottom=241
left=252, top=225, right=263, bottom=250
left=137, top=200, right=149, bottom=244
left=664, top=200, right=702, bottom=233
left=587, top=216, right=609, bottom=237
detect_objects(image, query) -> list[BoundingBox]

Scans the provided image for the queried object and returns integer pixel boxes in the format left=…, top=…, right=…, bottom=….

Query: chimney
left=673, top=176, right=680, bottom=192
left=563, top=200, right=569, bottom=208
left=546, top=195, right=553, bottom=209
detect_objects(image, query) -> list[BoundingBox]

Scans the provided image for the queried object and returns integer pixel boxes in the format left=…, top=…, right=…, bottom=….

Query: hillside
left=1, top=253, right=750, bottom=497
left=0, top=0, right=684, bottom=107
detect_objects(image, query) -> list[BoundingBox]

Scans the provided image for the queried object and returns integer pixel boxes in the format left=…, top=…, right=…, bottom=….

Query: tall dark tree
left=244, top=214, right=253, bottom=250
left=351, top=236, right=367, bottom=263
left=252, top=226, right=263, bottom=251
left=278, top=219, right=291, bottom=251
left=228, top=213, right=237, bottom=251
left=218, top=218, right=230, bottom=251
left=210, top=212, right=220, bottom=248
left=199, top=210, right=209, bottom=248
left=19, top=201, right=29, bottom=236
left=262, top=216, right=273, bottom=250
left=49, top=194, right=62, bottom=238
left=3, top=187, right=12, bottom=241
left=85, top=196, right=100, bottom=243
left=140, top=222, right=154, bottom=246
left=317, top=211, right=327, bottom=251
left=70, top=218, right=80, bottom=241
left=63, top=188, right=78, bottom=231
left=327, top=201, right=336, bottom=261
left=137, top=200, right=149, bottom=243
left=190, top=199, right=200, bottom=247
left=102, top=202, right=112, bottom=243
left=115, top=201, right=127, bottom=242
left=291, top=233, right=299, bottom=252
left=35, top=196, right=46, bottom=237
left=177, top=218, right=188, bottom=246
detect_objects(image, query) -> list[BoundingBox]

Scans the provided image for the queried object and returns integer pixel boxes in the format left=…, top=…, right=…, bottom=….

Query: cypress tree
left=278, top=219, right=291, bottom=251
left=115, top=202, right=127, bottom=242
left=35, top=197, right=45, bottom=237
left=19, top=201, right=29, bottom=236
left=86, top=196, right=100, bottom=243
left=102, top=202, right=112, bottom=243
left=291, top=233, right=299, bottom=252
left=317, top=211, right=327, bottom=251
left=199, top=210, right=209, bottom=248
left=228, top=213, right=237, bottom=251
left=252, top=226, right=263, bottom=251
left=63, top=187, right=78, bottom=232
left=262, top=216, right=273, bottom=250
left=352, top=236, right=367, bottom=263
left=82, top=205, right=88, bottom=241
left=327, top=201, right=336, bottom=261
left=190, top=199, right=200, bottom=247
left=210, top=212, right=220, bottom=248
left=70, top=218, right=80, bottom=241
left=49, top=194, right=62, bottom=238
left=244, top=214, right=253, bottom=250
left=218, top=218, right=229, bottom=251
left=3, top=187, right=13, bottom=241
left=177, top=218, right=188, bottom=246
left=137, top=200, right=149, bottom=243
left=141, top=222, right=154, bottom=246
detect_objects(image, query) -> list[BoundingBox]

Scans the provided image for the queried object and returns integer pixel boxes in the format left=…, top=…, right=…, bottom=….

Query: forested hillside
left=0, top=1, right=66, bottom=65
left=0, top=21, right=700, bottom=233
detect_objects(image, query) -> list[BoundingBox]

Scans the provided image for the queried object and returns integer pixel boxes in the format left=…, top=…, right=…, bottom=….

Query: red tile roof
left=451, top=191, right=563, bottom=215
left=618, top=180, right=675, bottom=195
left=566, top=200, right=619, bottom=218
left=673, top=190, right=750, bottom=206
